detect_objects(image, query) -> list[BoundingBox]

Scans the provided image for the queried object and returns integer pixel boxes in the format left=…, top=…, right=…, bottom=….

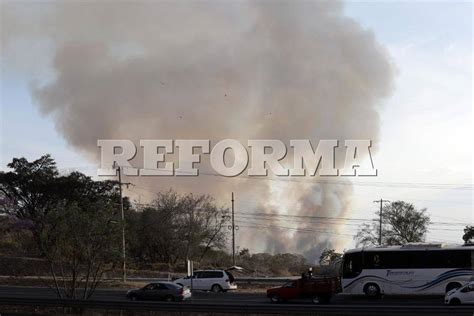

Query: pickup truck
left=266, top=277, right=341, bottom=304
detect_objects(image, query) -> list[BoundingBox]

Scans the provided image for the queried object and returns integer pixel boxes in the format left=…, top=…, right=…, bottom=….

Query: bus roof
left=345, top=243, right=474, bottom=253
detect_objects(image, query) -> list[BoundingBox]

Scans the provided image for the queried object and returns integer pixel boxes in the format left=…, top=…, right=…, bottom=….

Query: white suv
left=445, top=281, right=474, bottom=305
left=174, top=270, right=237, bottom=292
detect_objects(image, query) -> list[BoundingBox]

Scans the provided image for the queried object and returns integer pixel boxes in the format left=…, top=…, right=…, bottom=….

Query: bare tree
left=126, top=190, right=229, bottom=266
left=39, top=202, right=120, bottom=299
left=356, top=201, right=430, bottom=247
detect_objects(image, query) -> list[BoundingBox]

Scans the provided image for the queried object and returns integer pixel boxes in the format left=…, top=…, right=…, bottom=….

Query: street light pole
left=116, top=164, right=127, bottom=282
left=231, top=192, right=235, bottom=267
left=373, top=199, right=390, bottom=246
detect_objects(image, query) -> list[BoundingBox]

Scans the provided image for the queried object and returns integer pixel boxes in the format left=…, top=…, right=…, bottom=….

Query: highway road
left=0, top=286, right=472, bottom=315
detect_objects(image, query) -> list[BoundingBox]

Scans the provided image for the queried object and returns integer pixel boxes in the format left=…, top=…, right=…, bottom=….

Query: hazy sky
left=343, top=1, right=472, bottom=244
left=1, top=0, right=472, bottom=251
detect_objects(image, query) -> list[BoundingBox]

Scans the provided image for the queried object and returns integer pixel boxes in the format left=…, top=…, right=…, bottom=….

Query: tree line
left=0, top=155, right=311, bottom=297
left=124, top=190, right=229, bottom=266
left=1, top=155, right=472, bottom=299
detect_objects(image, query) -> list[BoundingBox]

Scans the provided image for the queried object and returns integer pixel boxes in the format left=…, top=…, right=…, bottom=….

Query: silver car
left=445, top=281, right=474, bottom=305
left=174, top=270, right=237, bottom=292
left=126, top=282, right=192, bottom=301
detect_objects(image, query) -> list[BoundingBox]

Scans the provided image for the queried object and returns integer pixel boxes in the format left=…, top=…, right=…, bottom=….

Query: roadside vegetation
left=1, top=155, right=471, bottom=299
left=355, top=201, right=431, bottom=247
left=0, top=155, right=313, bottom=298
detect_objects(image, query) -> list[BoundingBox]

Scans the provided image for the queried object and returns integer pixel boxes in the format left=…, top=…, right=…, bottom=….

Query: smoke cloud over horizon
left=2, top=0, right=393, bottom=261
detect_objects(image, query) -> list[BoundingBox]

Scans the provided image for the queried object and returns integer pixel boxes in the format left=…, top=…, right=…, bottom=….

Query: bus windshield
left=342, top=252, right=362, bottom=278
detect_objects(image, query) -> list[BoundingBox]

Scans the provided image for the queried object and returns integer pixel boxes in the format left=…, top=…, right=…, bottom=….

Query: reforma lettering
left=97, top=139, right=377, bottom=177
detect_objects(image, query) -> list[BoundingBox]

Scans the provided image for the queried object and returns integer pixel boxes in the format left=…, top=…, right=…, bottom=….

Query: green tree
left=462, top=226, right=474, bottom=244
left=239, top=248, right=250, bottom=257
left=356, top=201, right=430, bottom=247
left=0, top=155, right=59, bottom=242
left=319, top=248, right=342, bottom=266
left=0, top=155, right=122, bottom=299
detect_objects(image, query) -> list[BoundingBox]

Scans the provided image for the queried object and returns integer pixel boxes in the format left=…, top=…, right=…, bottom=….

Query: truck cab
left=266, top=277, right=341, bottom=304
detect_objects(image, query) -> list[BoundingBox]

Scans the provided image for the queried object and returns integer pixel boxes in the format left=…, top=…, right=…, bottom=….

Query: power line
left=126, top=197, right=471, bottom=227
left=237, top=224, right=353, bottom=236
left=130, top=184, right=473, bottom=211
left=236, top=214, right=467, bottom=232
left=115, top=166, right=474, bottom=191
left=235, top=214, right=364, bottom=227
left=56, top=163, right=471, bottom=191
left=235, top=211, right=368, bottom=222
left=126, top=198, right=471, bottom=226
left=234, top=220, right=354, bottom=237
left=233, top=211, right=470, bottom=226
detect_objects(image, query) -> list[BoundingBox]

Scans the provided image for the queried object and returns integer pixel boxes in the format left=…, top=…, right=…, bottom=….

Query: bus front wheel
left=363, top=283, right=381, bottom=298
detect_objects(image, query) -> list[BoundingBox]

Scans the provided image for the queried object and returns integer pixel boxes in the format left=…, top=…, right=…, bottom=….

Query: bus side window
left=449, top=250, right=472, bottom=268
left=373, top=254, right=381, bottom=268
left=365, top=252, right=383, bottom=269
left=343, top=253, right=362, bottom=278
left=429, top=251, right=444, bottom=269
left=343, top=258, right=352, bottom=274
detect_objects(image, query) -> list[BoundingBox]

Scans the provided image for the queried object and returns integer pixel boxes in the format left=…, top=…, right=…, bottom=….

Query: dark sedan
left=126, top=282, right=192, bottom=301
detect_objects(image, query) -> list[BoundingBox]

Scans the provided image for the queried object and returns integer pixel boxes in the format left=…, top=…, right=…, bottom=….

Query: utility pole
left=115, top=163, right=127, bottom=283
left=373, top=199, right=390, bottom=246
left=231, top=192, right=235, bottom=266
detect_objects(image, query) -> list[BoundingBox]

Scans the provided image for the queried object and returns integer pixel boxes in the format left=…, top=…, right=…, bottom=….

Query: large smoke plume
left=2, top=0, right=393, bottom=260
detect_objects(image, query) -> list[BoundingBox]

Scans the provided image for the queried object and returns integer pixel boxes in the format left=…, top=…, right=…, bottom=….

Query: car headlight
left=446, top=289, right=456, bottom=296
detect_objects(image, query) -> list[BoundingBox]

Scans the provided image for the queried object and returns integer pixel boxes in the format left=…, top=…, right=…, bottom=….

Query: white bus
left=341, top=243, right=473, bottom=296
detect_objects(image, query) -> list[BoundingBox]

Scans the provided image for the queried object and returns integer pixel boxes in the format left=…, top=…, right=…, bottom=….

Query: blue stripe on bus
left=343, top=269, right=473, bottom=290
left=415, top=270, right=473, bottom=291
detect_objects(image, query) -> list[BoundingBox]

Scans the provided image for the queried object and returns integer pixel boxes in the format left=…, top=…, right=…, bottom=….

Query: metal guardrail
left=0, top=275, right=299, bottom=282
left=102, top=276, right=300, bottom=283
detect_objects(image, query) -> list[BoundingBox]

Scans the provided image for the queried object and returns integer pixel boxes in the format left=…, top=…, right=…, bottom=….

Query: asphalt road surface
left=0, top=286, right=472, bottom=315
left=0, top=286, right=448, bottom=304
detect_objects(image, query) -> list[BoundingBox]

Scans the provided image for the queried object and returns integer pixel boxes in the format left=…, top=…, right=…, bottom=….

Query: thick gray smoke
left=2, top=0, right=393, bottom=261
